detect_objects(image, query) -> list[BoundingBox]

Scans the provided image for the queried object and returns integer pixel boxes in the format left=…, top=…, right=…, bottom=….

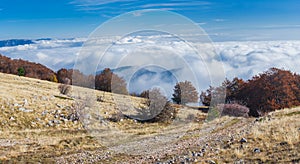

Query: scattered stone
left=42, top=96, right=48, bottom=101
left=235, top=159, right=245, bottom=164
left=48, top=121, right=54, bottom=127
left=53, top=120, right=60, bottom=124
left=14, top=103, right=19, bottom=107
left=18, top=107, right=26, bottom=111
left=280, top=141, right=288, bottom=146
left=18, top=107, right=32, bottom=112
left=24, top=109, right=33, bottom=112
left=192, top=151, right=203, bottom=157
left=9, top=117, right=15, bottom=121
left=208, top=160, right=216, bottom=164
left=36, top=118, right=41, bottom=122
left=23, top=99, right=28, bottom=106
left=253, top=148, right=260, bottom=153
left=63, top=118, right=69, bottom=122
left=240, top=138, right=247, bottom=143
left=56, top=104, right=63, bottom=108
left=41, top=110, right=48, bottom=116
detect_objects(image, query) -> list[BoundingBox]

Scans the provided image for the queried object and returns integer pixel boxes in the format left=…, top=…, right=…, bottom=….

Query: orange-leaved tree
left=172, top=80, right=199, bottom=105
left=95, top=68, right=128, bottom=95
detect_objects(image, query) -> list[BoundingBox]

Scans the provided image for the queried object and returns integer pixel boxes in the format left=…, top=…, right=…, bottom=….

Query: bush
left=58, top=84, right=71, bottom=95
left=17, top=67, right=25, bottom=76
left=68, top=101, right=86, bottom=122
left=130, top=88, right=177, bottom=123
left=108, top=112, right=125, bottom=122
left=150, top=101, right=177, bottom=123
left=49, top=74, right=58, bottom=83
left=217, top=103, right=249, bottom=117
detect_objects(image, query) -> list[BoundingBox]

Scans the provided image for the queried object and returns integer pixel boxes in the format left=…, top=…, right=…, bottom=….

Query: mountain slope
left=0, top=72, right=299, bottom=163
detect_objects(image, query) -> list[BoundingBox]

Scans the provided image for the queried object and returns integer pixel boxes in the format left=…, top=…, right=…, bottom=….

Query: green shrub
left=17, top=67, right=25, bottom=76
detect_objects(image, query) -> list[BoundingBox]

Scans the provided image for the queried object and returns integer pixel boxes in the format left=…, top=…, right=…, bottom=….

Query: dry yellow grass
left=0, top=72, right=205, bottom=162
left=206, top=107, right=300, bottom=163
left=1, top=72, right=299, bottom=163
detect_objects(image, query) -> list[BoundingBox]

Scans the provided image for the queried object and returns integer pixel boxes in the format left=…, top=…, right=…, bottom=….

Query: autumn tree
left=200, top=78, right=245, bottom=106
left=238, top=68, right=300, bottom=116
left=57, top=68, right=72, bottom=84
left=57, top=68, right=94, bottom=88
left=200, top=86, right=213, bottom=106
left=95, top=68, right=128, bottom=95
left=72, top=69, right=94, bottom=88
left=172, top=80, right=199, bottom=105
left=0, top=54, right=56, bottom=82
left=201, top=68, right=300, bottom=117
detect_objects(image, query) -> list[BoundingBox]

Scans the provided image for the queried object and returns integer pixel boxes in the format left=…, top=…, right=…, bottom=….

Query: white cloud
left=213, top=19, right=226, bottom=22
left=214, top=40, right=300, bottom=79
left=70, top=0, right=136, bottom=7
left=70, top=0, right=211, bottom=14
left=0, top=38, right=86, bottom=71
left=1, top=36, right=300, bottom=96
left=141, top=1, right=211, bottom=8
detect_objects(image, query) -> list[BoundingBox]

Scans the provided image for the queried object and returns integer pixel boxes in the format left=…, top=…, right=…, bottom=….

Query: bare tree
left=172, top=81, right=199, bottom=105
left=95, top=68, right=128, bottom=95
left=128, top=88, right=177, bottom=123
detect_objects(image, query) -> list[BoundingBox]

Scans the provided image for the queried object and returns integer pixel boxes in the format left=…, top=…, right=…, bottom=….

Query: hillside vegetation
left=0, top=72, right=299, bottom=163
left=0, top=54, right=56, bottom=82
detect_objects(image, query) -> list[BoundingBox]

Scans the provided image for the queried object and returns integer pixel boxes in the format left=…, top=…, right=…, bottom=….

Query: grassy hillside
left=0, top=72, right=299, bottom=163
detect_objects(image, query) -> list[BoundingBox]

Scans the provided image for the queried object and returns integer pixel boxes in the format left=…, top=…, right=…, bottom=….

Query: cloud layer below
left=1, top=37, right=300, bottom=95
left=214, top=40, right=300, bottom=79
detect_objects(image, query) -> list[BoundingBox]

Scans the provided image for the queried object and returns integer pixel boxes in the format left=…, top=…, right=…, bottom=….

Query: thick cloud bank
left=214, top=40, right=300, bottom=80
left=1, top=37, right=300, bottom=95
left=0, top=38, right=85, bottom=71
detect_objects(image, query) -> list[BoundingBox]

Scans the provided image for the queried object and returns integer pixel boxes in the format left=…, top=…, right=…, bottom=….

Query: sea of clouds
left=1, top=37, right=300, bottom=96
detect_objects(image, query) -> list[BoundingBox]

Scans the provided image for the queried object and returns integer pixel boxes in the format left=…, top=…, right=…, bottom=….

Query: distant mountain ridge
left=0, top=39, right=35, bottom=47
left=107, top=66, right=178, bottom=96
left=0, top=38, right=84, bottom=48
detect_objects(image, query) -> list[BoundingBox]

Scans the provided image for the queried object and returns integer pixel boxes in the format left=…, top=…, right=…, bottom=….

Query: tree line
left=201, top=68, right=300, bottom=117
left=2, top=54, right=299, bottom=117
left=0, top=54, right=57, bottom=81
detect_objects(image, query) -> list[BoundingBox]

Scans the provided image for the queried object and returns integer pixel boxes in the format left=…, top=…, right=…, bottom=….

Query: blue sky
left=1, top=0, right=300, bottom=41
